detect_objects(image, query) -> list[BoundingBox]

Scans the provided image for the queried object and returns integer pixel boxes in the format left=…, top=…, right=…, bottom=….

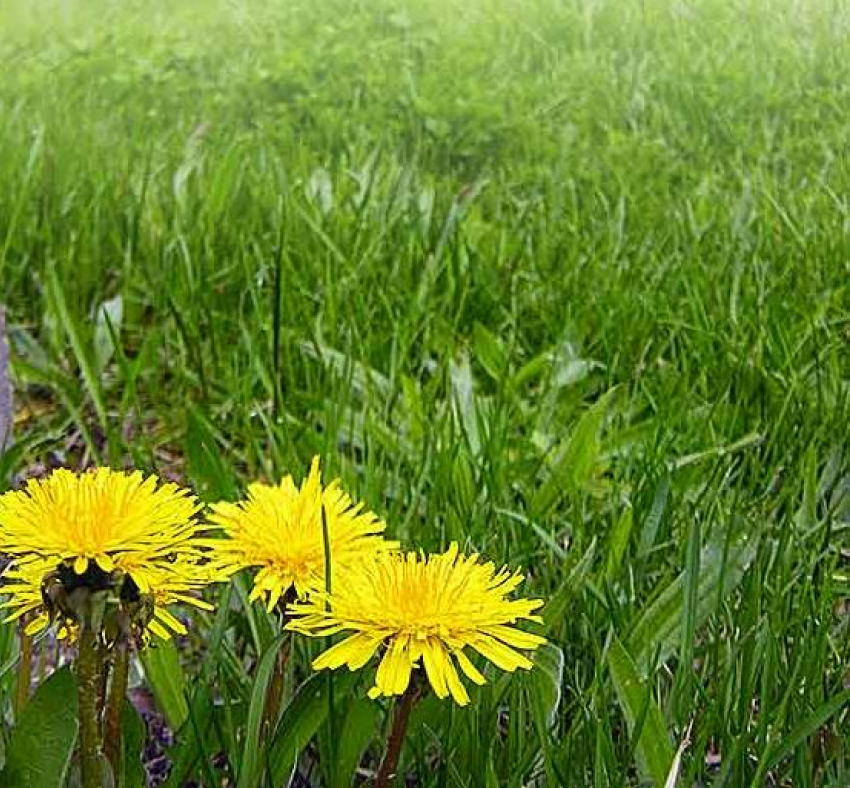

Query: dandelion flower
left=207, top=456, right=395, bottom=609
left=287, top=543, right=546, bottom=706
left=0, top=468, right=212, bottom=639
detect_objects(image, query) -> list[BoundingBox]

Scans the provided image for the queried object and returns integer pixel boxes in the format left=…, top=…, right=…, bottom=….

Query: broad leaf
left=0, top=667, right=79, bottom=788
left=473, top=322, right=508, bottom=382
left=607, top=638, right=673, bottom=787
left=93, top=295, right=123, bottom=374
left=529, top=387, right=618, bottom=520
left=269, top=670, right=361, bottom=785
left=605, top=506, right=634, bottom=581
left=638, top=475, right=671, bottom=557
left=449, top=351, right=481, bottom=455
left=141, top=637, right=189, bottom=731
left=524, top=643, right=565, bottom=729
left=120, top=702, right=147, bottom=788
left=236, top=634, right=286, bottom=788
left=159, top=686, right=216, bottom=788
left=329, top=697, right=378, bottom=788
left=628, top=534, right=758, bottom=669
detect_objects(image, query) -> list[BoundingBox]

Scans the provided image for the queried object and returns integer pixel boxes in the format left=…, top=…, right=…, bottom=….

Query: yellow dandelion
left=206, top=456, right=396, bottom=609
left=286, top=543, right=546, bottom=706
left=0, top=468, right=212, bottom=639
left=1, top=555, right=212, bottom=641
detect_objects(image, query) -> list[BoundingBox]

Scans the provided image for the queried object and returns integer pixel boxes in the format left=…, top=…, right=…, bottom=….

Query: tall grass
left=0, top=0, right=848, bottom=785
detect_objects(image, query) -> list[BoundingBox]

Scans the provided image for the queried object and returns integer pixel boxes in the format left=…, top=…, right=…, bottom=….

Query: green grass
left=0, top=0, right=848, bottom=785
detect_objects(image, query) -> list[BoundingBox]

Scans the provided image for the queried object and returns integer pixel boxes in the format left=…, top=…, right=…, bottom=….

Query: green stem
left=15, top=620, right=32, bottom=716
left=320, top=505, right=338, bottom=765
left=263, top=630, right=292, bottom=733
left=77, top=620, right=104, bottom=788
left=375, top=684, right=420, bottom=788
left=103, top=632, right=130, bottom=780
left=97, top=641, right=110, bottom=718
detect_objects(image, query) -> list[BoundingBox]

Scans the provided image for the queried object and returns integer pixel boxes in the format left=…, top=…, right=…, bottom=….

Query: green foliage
left=0, top=667, right=78, bottom=788
left=627, top=533, right=759, bottom=670
left=607, top=637, right=674, bottom=786
left=268, top=670, right=363, bottom=785
left=0, top=0, right=848, bottom=785
left=328, top=697, right=379, bottom=788
left=236, top=634, right=286, bottom=788
left=141, top=637, right=190, bottom=731
left=119, top=704, right=148, bottom=788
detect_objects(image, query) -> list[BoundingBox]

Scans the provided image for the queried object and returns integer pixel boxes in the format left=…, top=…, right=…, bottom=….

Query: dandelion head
left=287, top=543, right=546, bottom=706
left=0, top=468, right=212, bottom=641
left=206, top=457, right=396, bottom=609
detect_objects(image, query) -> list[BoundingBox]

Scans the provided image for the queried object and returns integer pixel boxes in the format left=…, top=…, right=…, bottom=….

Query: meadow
left=0, top=0, right=848, bottom=786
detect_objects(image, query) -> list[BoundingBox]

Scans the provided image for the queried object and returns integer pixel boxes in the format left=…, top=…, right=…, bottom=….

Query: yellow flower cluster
left=0, top=459, right=545, bottom=705
left=288, top=543, right=545, bottom=705
left=205, top=457, right=397, bottom=607
left=0, top=468, right=211, bottom=640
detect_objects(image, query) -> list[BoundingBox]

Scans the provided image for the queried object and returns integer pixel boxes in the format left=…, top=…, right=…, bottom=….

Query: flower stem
left=97, top=641, right=110, bottom=718
left=77, top=620, right=104, bottom=788
left=375, top=684, right=420, bottom=788
left=263, top=631, right=292, bottom=733
left=15, top=621, right=32, bottom=716
left=103, top=631, right=130, bottom=780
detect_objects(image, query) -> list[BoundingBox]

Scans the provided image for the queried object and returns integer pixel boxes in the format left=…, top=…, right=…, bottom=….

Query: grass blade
left=0, top=306, right=11, bottom=453
left=754, top=689, right=850, bottom=784
left=236, top=633, right=286, bottom=788
left=269, top=671, right=360, bottom=785
left=607, top=637, right=673, bottom=787
left=44, top=267, right=111, bottom=450
left=627, top=533, right=758, bottom=669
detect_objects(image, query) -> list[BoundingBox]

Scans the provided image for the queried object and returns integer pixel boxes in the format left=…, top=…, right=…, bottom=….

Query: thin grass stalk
left=321, top=504, right=337, bottom=763
left=15, top=618, right=32, bottom=716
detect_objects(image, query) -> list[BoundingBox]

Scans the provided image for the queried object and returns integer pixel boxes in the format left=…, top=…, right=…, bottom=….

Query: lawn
left=0, top=0, right=848, bottom=786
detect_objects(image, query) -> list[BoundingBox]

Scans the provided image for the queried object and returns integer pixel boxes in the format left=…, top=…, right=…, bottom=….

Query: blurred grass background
left=0, top=0, right=848, bottom=785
